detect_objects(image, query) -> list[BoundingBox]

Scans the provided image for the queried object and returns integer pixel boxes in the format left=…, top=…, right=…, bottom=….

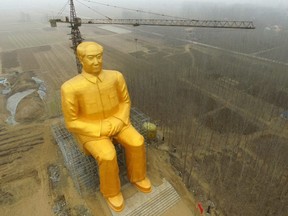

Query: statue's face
left=81, top=45, right=103, bottom=75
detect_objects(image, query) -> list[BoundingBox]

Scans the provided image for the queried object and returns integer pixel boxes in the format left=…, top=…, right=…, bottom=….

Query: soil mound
left=15, top=92, right=45, bottom=122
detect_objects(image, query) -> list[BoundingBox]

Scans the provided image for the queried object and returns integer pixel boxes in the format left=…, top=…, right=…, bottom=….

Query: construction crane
left=49, top=0, right=255, bottom=73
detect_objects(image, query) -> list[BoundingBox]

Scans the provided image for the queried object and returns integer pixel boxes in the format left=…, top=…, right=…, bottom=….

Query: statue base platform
left=109, top=178, right=192, bottom=216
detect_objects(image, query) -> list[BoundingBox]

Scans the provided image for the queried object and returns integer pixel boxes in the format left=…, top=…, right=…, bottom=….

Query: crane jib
left=83, top=19, right=256, bottom=29
left=50, top=18, right=255, bottom=29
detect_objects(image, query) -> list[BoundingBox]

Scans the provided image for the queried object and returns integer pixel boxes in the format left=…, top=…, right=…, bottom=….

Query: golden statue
left=61, top=41, right=151, bottom=212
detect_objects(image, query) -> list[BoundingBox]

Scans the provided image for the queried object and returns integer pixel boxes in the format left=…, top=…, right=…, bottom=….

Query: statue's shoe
left=106, top=192, right=124, bottom=212
left=133, top=177, right=152, bottom=193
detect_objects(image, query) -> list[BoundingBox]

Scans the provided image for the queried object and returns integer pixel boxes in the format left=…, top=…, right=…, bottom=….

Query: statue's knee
left=99, top=149, right=116, bottom=161
left=132, top=134, right=144, bottom=147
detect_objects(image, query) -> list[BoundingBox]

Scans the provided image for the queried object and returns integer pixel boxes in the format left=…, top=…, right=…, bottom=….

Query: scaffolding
left=51, top=107, right=155, bottom=195
left=51, top=120, right=99, bottom=195
left=130, top=107, right=151, bottom=137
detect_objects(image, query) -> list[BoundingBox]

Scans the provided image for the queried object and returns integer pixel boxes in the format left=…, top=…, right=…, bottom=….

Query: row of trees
left=118, top=34, right=288, bottom=215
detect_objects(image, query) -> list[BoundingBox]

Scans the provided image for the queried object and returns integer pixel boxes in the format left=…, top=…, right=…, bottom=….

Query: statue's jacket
left=61, top=70, right=131, bottom=154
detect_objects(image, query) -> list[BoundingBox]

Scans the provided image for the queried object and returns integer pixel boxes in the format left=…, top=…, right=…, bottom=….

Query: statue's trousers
left=84, top=124, right=146, bottom=197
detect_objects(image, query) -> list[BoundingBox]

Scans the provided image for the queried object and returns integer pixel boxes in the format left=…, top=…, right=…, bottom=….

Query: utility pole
left=69, top=0, right=83, bottom=73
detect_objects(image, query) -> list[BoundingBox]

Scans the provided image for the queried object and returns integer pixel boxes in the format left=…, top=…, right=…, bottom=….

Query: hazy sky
left=1, top=0, right=287, bottom=19
left=2, top=0, right=288, bottom=9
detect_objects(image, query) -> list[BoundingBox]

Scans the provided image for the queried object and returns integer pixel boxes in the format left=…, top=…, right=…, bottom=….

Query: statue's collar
left=81, top=70, right=104, bottom=83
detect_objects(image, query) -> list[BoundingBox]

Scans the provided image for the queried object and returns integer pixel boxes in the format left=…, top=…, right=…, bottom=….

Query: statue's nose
left=93, top=58, right=99, bottom=65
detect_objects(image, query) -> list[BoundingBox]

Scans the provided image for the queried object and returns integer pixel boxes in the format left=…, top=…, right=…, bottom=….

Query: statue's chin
left=93, top=70, right=102, bottom=75
left=84, top=69, right=102, bottom=75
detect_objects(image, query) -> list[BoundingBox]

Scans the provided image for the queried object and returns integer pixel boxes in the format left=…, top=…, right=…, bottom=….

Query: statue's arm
left=112, top=72, right=131, bottom=125
left=61, top=82, right=101, bottom=137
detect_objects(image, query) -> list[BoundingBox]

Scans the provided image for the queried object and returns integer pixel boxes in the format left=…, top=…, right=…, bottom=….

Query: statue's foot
left=133, top=177, right=152, bottom=193
left=106, top=192, right=124, bottom=212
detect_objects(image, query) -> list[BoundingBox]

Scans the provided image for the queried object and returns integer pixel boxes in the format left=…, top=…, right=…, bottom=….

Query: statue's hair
left=77, top=42, right=103, bottom=60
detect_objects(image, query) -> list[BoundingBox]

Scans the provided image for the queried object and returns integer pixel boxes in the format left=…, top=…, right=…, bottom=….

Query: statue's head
left=77, top=42, right=103, bottom=75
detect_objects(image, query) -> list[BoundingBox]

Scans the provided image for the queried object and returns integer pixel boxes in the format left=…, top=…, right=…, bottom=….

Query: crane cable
left=75, top=0, right=112, bottom=20
left=79, top=0, right=188, bottom=20
left=57, top=0, right=70, bottom=17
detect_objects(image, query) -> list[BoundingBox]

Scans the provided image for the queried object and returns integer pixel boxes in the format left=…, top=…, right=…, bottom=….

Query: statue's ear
left=78, top=56, right=83, bottom=65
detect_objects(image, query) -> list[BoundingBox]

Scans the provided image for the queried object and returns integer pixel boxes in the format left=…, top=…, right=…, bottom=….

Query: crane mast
left=69, top=0, right=83, bottom=72
left=49, top=0, right=255, bottom=73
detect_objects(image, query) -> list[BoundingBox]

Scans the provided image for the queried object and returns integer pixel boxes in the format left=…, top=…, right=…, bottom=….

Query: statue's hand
left=100, top=120, right=112, bottom=136
left=108, top=117, right=124, bottom=136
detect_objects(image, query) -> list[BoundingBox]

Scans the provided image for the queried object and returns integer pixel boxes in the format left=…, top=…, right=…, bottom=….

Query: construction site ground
left=0, top=121, right=196, bottom=216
